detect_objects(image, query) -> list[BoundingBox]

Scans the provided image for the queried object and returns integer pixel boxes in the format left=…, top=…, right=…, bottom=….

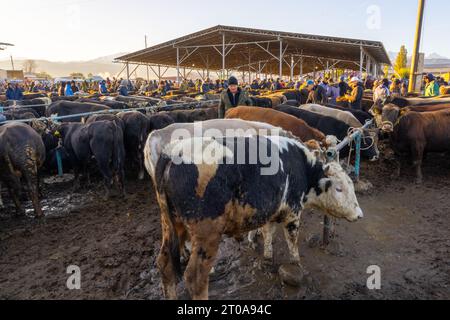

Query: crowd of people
left=0, top=72, right=447, bottom=108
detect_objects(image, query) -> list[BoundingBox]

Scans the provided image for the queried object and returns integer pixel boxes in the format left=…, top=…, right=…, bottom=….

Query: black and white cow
left=147, top=134, right=363, bottom=300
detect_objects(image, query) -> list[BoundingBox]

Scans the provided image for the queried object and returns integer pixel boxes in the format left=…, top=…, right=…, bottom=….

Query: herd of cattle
left=1, top=89, right=450, bottom=300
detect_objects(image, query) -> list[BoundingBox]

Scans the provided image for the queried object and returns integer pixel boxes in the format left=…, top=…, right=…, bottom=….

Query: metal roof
left=0, top=42, right=14, bottom=50
left=116, top=25, right=391, bottom=76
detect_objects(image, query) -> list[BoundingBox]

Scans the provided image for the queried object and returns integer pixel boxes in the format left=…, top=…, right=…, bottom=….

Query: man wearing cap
left=424, top=73, right=440, bottom=97
left=345, top=77, right=364, bottom=110
left=218, top=76, right=253, bottom=118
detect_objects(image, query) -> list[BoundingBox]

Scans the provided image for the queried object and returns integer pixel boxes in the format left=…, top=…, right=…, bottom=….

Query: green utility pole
left=408, top=0, right=426, bottom=93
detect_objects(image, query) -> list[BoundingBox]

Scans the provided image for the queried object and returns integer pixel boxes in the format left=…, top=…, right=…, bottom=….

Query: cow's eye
left=336, top=188, right=343, bottom=193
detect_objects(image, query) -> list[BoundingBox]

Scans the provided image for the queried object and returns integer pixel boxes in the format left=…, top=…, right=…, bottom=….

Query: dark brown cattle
left=0, top=122, right=46, bottom=217
left=404, top=104, right=450, bottom=113
left=381, top=104, right=450, bottom=183
left=225, top=106, right=326, bottom=144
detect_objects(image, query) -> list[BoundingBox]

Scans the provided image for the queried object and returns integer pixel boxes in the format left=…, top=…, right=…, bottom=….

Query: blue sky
left=1, top=0, right=449, bottom=61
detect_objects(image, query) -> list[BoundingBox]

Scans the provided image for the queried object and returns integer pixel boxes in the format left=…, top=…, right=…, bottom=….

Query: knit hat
left=228, top=76, right=238, bottom=86
left=425, top=73, right=435, bottom=81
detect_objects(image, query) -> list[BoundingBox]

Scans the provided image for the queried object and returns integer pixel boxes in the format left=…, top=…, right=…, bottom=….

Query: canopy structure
left=0, top=42, right=14, bottom=50
left=116, top=25, right=391, bottom=82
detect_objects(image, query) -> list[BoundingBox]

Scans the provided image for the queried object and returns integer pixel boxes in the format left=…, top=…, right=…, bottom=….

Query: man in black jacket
left=218, top=76, right=253, bottom=118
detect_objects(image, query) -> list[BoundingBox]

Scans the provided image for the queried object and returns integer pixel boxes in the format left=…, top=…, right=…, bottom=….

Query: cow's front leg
left=184, top=233, right=221, bottom=300
left=283, top=211, right=301, bottom=265
left=262, top=223, right=276, bottom=261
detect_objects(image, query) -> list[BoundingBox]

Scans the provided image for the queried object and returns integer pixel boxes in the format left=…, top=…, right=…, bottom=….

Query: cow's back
left=225, top=106, right=325, bottom=143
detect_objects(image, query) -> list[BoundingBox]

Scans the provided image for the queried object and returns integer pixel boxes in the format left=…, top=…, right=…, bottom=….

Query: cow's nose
left=356, top=207, right=364, bottom=219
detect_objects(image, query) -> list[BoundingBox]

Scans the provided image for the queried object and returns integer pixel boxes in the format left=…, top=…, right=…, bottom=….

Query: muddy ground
left=0, top=145, right=449, bottom=300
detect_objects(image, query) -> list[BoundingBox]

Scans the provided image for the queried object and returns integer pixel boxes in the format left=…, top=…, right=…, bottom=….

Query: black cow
left=165, top=107, right=218, bottom=123
left=117, top=111, right=150, bottom=180
left=46, top=101, right=110, bottom=122
left=3, top=109, right=39, bottom=121
left=250, top=97, right=272, bottom=108
left=29, top=120, right=72, bottom=175
left=0, top=122, right=45, bottom=217
left=285, top=100, right=300, bottom=107
left=6, top=98, right=50, bottom=117
left=78, top=98, right=128, bottom=110
left=325, top=104, right=373, bottom=125
left=274, top=105, right=379, bottom=161
left=86, top=113, right=125, bottom=131
left=57, top=121, right=125, bottom=197
left=283, top=90, right=308, bottom=104
left=147, top=113, right=175, bottom=132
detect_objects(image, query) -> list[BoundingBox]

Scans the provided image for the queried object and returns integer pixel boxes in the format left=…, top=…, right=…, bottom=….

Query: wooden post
left=409, top=0, right=426, bottom=93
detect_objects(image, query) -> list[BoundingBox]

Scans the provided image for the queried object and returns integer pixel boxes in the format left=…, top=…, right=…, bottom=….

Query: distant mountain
left=88, top=53, right=129, bottom=64
left=0, top=52, right=132, bottom=78
left=388, top=51, right=450, bottom=68
left=426, top=52, right=448, bottom=60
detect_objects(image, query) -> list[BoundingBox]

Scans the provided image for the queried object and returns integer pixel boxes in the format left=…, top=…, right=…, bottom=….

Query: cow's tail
left=111, top=124, right=124, bottom=173
left=111, top=123, right=126, bottom=193
left=155, top=153, right=182, bottom=279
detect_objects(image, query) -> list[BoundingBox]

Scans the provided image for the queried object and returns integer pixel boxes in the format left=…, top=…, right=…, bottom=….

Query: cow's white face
left=305, top=162, right=363, bottom=222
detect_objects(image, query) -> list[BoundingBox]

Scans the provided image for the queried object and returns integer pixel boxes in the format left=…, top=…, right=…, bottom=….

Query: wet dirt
left=0, top=144, right=449, bottom=300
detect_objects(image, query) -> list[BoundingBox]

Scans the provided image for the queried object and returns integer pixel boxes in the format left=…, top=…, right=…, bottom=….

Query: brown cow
left=225, top=106, right=326, bottom=144
left=381, top=104, right=450, bottom=183
left=404, top=104, right=450, bottom=113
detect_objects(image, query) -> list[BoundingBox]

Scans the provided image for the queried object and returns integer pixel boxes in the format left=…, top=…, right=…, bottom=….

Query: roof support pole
left=279, top=39, right=283, bottom=79
left=366, top=56, right=371, bottom=76
left=222, top=33, right=226, bottom=80
left=248, top=52, right=251, bottom=84
left=300, top=58, right=303, bottom=78
left=116, top=63, right=127, bottom=79
left=158, top=65, right=161, bottom=82
left=145, top=35, right=150, bottom=82
left=176, top=47, right=180, bottom=84
left=290, top=55, right=294, bottom=80
left=359, top=45, right=364, bottom=76
left=206, top=55, right=210, bottom=79
left=409, top=0, right=425, bottom=93
left=126, top=62, right=130, bottom=81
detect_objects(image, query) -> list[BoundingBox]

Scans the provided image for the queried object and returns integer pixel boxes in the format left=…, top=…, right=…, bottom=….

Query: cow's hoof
left=278, top=264, right=305, bottom=287
left=415, top=178, right=423, bottom=185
